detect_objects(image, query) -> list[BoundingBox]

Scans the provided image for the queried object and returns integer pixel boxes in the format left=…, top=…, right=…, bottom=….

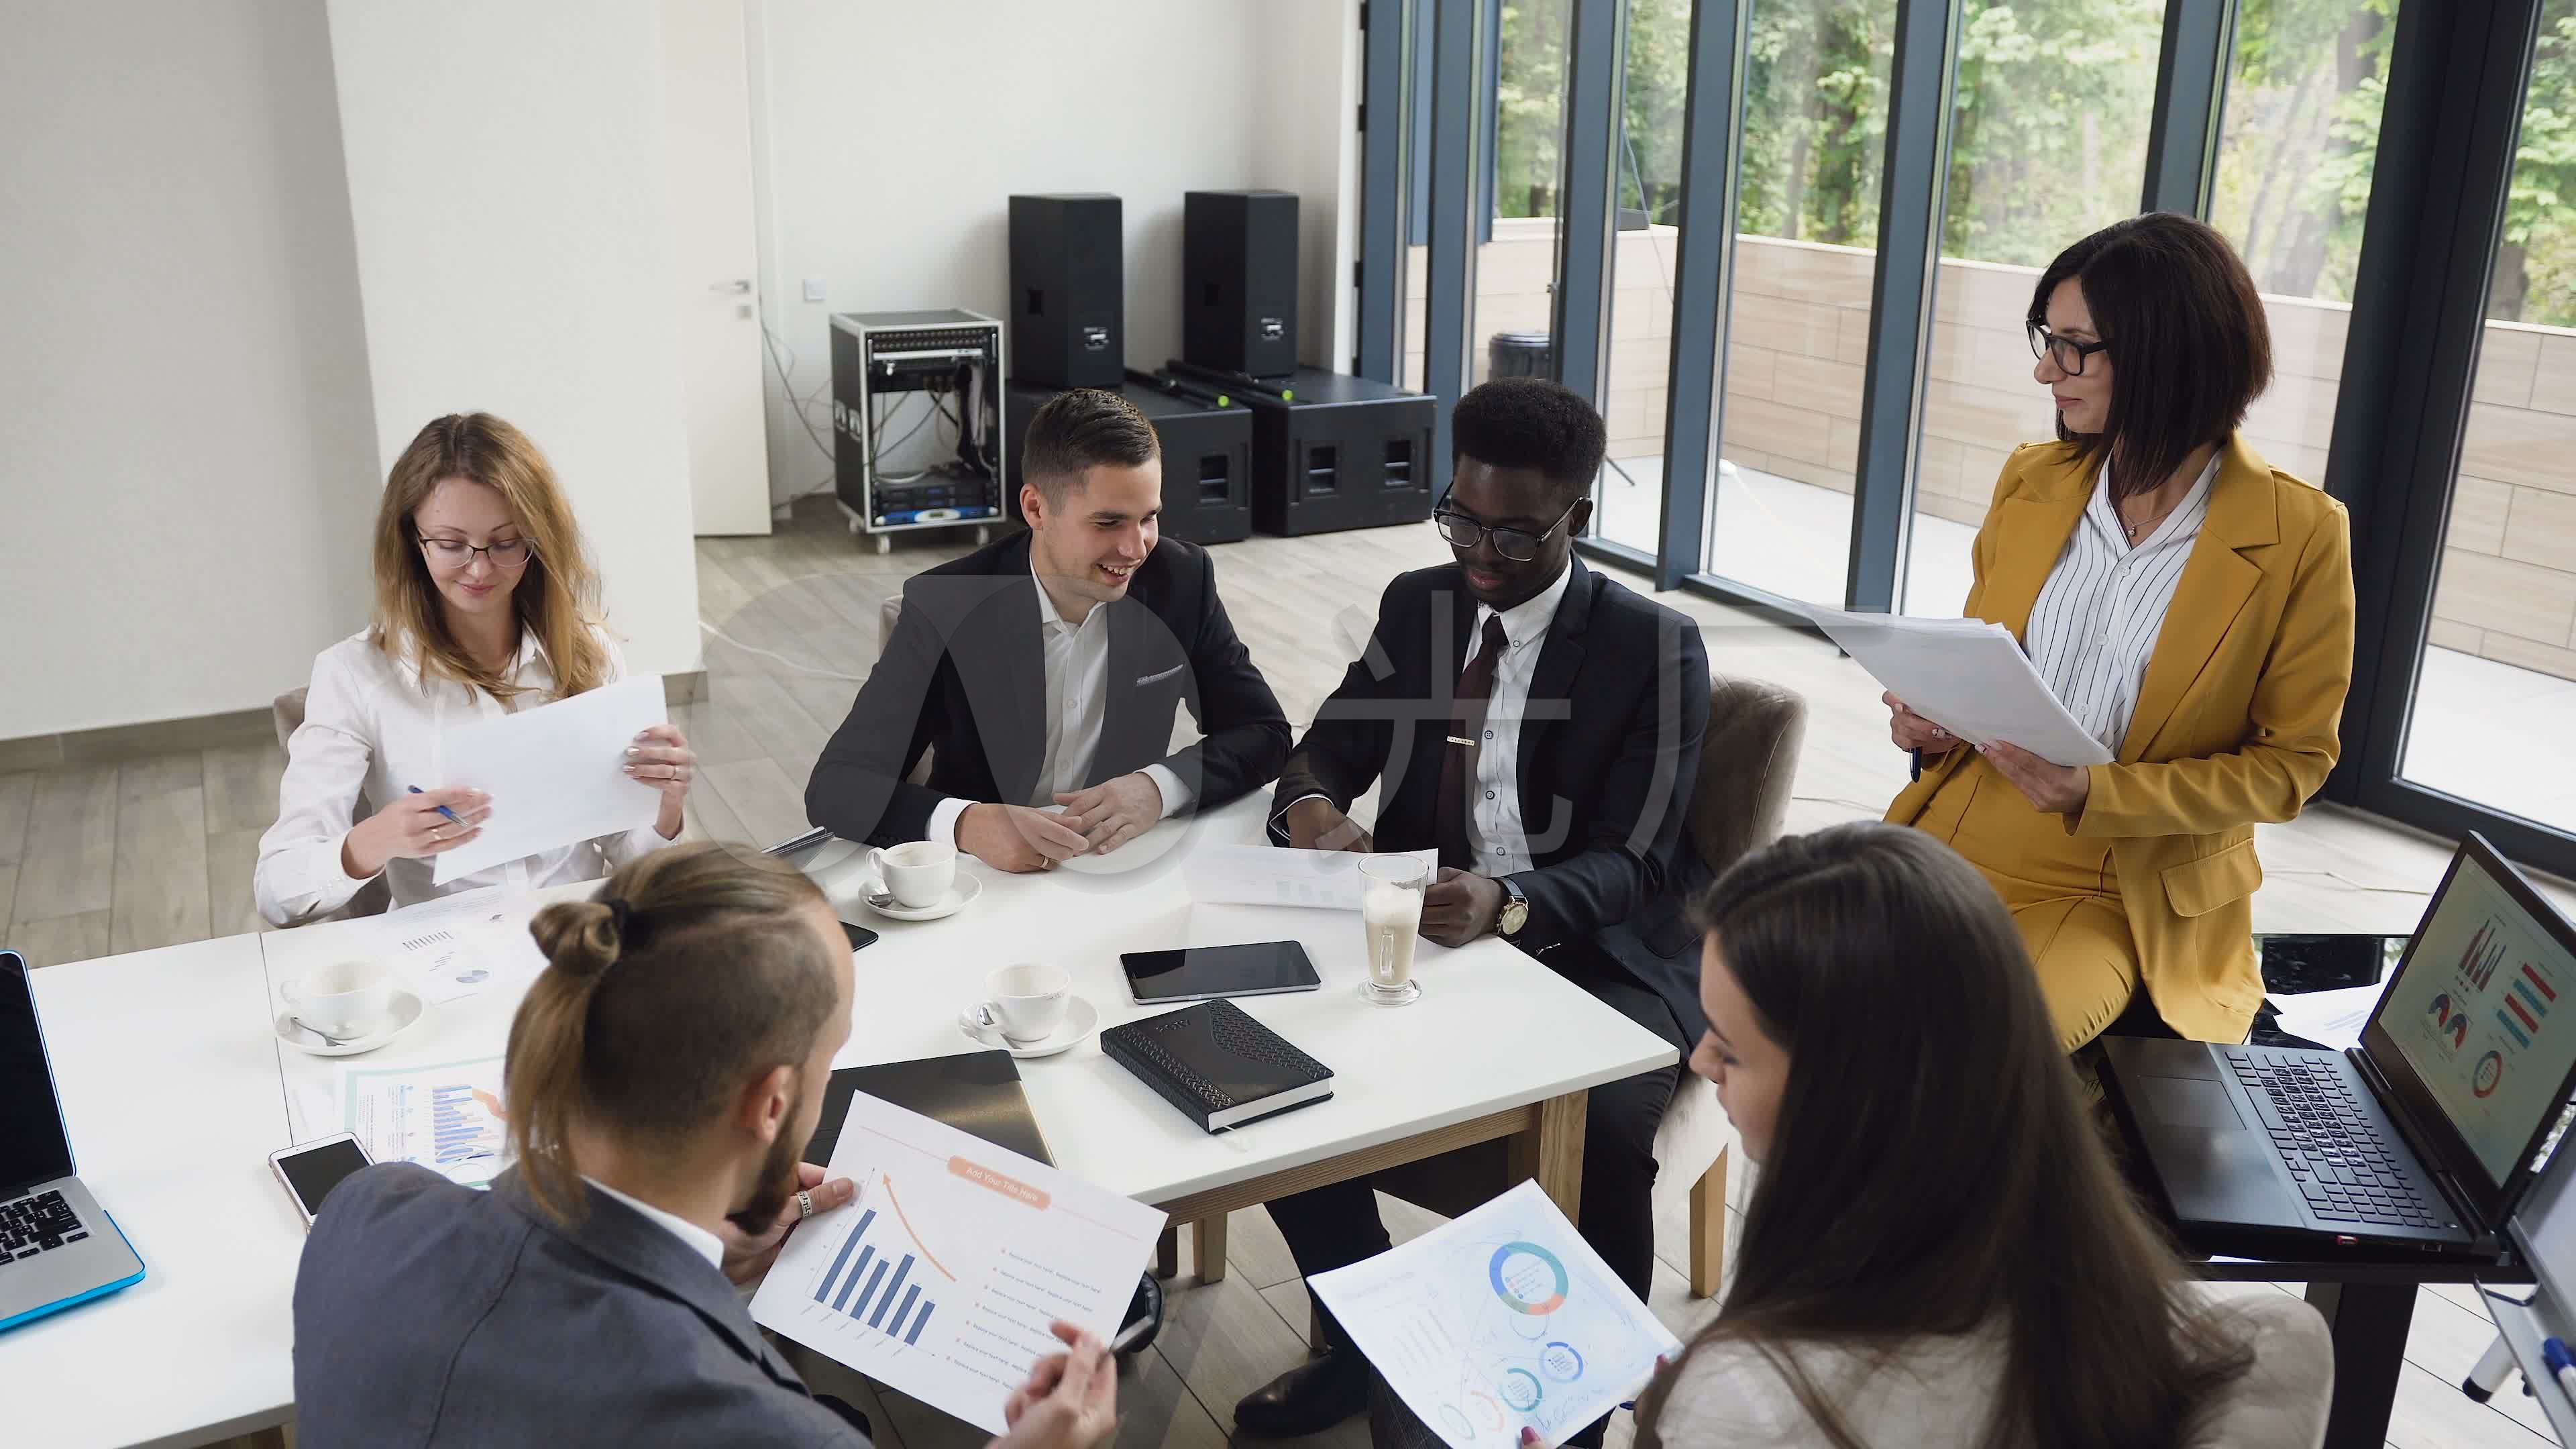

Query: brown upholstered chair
left=270, top=688, right=393, bottom=922
left=1652, top=674, right=1807, bottom=1296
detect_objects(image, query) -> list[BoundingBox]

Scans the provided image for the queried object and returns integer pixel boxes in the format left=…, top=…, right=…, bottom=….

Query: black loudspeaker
left=1183, top=190, right=1299, bottom=378
left=1244, top=369, right=1436, bottom=537
left=1005, top=382, right=1254, bottom=545
left=1010, top=194, right=1124, bottom=387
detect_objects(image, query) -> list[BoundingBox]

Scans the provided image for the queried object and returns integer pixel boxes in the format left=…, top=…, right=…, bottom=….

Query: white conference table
left=17, top=936, right=305, bottom=1448
left=17, top=795, right=1678, bottom=1446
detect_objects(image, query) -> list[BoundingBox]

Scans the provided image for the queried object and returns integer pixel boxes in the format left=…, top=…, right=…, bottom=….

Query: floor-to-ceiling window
left=2396, top=0, right=2576, bottom=836
left=1585, top=0, right=1692, bottom=557
left=1367, top=0, right=2576, bottom=876
left=1900, top=0, right=2164, bottom=616
left=1683, top=0, right=1896, bottom=605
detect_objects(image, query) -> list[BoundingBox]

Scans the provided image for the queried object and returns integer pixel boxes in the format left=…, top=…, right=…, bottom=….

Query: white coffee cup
left=282, top=958, right=399, bottom=1040
left=962, top=962, right=1072, bottom=1045
left=873, top=841, right=958, bottom=909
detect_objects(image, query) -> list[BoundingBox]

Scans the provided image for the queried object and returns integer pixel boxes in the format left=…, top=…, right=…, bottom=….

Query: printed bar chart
left=810, top=1204, right=939, bottom=1346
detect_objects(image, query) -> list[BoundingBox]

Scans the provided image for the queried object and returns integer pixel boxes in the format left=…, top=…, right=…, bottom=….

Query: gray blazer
left=294, top=1163, right=870, bottom=1447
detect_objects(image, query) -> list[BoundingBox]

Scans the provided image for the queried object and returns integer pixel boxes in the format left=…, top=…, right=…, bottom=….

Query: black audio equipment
left=1182, top=190, right=1299, bottom=378
left=1009, top=194, right=1124, bottom=388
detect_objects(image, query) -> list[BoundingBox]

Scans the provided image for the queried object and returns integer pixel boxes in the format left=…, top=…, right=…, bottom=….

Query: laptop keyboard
left=0, top=1189, right=89, bottom=1262
left=2227, top=1052, right=2453, bottom=1230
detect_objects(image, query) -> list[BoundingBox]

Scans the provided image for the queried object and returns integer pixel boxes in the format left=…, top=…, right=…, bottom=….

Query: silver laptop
left=0, top=949, right=145, bottom=1332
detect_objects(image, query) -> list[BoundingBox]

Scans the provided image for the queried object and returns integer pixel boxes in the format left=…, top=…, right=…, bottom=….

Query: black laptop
left=2102, top=833, right=2576, bottom=1258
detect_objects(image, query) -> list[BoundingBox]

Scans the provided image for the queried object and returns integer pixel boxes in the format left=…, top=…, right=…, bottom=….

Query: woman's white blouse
left=253, top=628, right=667, bottom=925
left=2024, top=453, right=2220, bottom=754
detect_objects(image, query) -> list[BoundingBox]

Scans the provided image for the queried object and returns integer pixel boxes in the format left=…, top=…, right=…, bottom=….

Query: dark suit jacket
left=1273, top=558, right=1713, bottom=1038
left=807, top=532, right=1291, bottom=847
left=294, top=1165, right=867, bottom=1448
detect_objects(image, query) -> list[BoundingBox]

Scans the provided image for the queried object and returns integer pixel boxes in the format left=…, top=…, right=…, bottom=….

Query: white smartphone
left=270, top=1133, right=374, bottom=1226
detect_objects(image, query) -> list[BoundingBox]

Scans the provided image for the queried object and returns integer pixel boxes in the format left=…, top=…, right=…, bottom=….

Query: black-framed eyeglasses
left=417, top=535, right=535, bottom=569
left=2027, top=322, right=2111, bottom=377
left=1432, top=490, right=1579, bottom=562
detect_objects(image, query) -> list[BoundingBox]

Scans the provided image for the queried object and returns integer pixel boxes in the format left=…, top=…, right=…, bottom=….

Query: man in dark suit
left=293, top=843, right=1120, bottom=1448
left=807, top=388, right=1290, bottom=869
left=1238, top=379, right=1713, bottom=1442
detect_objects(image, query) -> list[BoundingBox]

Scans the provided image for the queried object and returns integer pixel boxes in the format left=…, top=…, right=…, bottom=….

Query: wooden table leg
left=2306, top=1281, right=2414, bottom=1449
left=1154, top=1223, right=1179, bottom=1280
left=1505, top=1089, right=1588, bottom=1222
left=1194, top=1214, right=1228, bottom=1283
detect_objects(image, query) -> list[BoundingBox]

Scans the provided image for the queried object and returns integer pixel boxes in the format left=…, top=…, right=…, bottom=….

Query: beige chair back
left=1688, top=676, right=1808, bottom=880
left=271, top=687, right=392, bottom=922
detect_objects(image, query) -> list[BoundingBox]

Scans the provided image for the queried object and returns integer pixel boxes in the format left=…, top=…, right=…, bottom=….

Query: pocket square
left=1136, top=663, right=1186, bottom=686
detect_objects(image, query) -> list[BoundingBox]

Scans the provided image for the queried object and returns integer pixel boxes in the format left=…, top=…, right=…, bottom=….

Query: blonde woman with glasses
left=255, top=414, right=695, bottom=924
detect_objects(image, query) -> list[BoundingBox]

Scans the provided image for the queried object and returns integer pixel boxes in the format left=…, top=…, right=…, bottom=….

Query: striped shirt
left=2025, top=454, right=2220, bottom=753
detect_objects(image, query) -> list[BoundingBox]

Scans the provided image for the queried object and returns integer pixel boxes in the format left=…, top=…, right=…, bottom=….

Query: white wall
left=745, top=0, right=1363, bottom=503
left=326, top=0, right=704, bottom=682
left=0, top=0, right=381, bottom=740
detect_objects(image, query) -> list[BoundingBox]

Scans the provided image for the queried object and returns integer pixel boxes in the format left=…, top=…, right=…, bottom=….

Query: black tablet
left=1120, top=941, right=1322, bottom=1004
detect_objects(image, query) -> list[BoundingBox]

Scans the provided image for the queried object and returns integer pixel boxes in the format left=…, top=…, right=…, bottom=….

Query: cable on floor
left=698, top=619, right=868, bottom=683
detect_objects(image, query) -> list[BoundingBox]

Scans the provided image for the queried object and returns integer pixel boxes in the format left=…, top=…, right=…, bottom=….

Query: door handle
left=710, top=278, right=753, bottom=294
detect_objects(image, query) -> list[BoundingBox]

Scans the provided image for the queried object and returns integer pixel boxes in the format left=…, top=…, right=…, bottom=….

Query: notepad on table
left=1101, top=999, right=1334, bottom=1133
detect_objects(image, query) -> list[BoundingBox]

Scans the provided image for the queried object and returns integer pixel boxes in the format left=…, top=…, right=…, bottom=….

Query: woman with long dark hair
left=1628, top=823, right=2331, bottom=1448
left=1884, top=213, right=2356, bottom=1052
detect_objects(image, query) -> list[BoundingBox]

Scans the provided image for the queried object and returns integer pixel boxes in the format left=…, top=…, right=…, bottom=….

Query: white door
left=662, top=0, right=772, bottom=535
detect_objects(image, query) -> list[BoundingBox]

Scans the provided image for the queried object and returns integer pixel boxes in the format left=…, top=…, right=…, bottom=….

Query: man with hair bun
left=292, top=843, right=1121, bottom=1449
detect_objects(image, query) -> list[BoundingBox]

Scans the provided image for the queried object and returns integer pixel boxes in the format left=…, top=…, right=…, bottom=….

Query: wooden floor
left=12, top=496, right=2573, bottom=1448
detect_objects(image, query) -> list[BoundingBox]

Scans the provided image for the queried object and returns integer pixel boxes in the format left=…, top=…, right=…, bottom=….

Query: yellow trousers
left=1915, top=753, right=2149, bottom=1051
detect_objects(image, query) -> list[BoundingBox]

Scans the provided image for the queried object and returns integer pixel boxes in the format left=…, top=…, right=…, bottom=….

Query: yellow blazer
left=1887, top=432, right=2357, bottom=1042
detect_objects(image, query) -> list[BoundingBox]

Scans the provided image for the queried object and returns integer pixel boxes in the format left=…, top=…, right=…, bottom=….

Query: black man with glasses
left=1238, top=378, right=1712, bottom=1445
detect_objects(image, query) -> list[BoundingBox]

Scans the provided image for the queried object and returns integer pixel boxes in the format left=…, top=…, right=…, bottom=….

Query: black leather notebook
left=1099, top=1000, right=1335, bottom=1134
left=802, top=1049, right=1052, bottom=1166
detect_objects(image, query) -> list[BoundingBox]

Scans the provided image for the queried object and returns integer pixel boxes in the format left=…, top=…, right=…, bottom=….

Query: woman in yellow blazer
left=1885, top=213, right=2356, bottom=1051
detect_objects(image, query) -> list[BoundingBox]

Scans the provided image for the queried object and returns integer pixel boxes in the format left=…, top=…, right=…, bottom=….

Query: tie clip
left=1446, top=735, right=1473, bottom=747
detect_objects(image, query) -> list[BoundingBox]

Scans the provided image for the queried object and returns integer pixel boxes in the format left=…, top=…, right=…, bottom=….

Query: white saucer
left=275, top=989, right=425, bottom=1057
left=860, top=873, right=982, bottom=922
left=958, top=994, right=1099, bottom=1059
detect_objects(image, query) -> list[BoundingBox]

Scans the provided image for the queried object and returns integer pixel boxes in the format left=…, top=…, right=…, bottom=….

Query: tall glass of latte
left=1358, top=855, right=1428, bottom=1006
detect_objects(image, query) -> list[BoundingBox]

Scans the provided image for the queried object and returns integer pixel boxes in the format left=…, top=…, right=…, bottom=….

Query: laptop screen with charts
left=2360, top=835, right=2576, bottom=1229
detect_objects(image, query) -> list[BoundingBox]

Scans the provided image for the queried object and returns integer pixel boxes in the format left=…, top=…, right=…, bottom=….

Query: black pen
left=1910, top=748, right=1922, bottom=782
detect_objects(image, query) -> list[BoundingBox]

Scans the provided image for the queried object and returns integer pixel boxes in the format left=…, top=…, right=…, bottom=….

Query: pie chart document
left=750, top=1092, right=1167, bottom=1433
left=1311, top=1179, right=1680, bottom=1448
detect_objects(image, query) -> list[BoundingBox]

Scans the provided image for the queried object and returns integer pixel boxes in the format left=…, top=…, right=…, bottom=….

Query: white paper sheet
left=432, top=675, right=667, bottom=883
left=1795, top=604, right=2114, bottom=767
left=2271, top=981, right=2390, bottom=1053
left=341, top=1055, right=511, bottom=1187
left=1310, top=1179, right=1680, bottom=1449
left=751, top=1093, right=1167, bottom=1434
left=352, top=885, right=548, bottom=1004
left=1185, top=845, right=1442, bottom=911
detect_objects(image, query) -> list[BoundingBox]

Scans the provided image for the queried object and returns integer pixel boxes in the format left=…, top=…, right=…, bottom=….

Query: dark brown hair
left=1634, top=823, right=2251, bottom=1449
left=370, top=413, right=610, bottom=703
left=1021, top=388, right=1160, bottom=505
left=2030, top=212, right=2271, bottom=502
left=503, top=843, right=840, bottom=1223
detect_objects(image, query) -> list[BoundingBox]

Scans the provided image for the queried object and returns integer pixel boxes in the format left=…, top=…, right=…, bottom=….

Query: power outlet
left=802, top=278, right=827, bottom=304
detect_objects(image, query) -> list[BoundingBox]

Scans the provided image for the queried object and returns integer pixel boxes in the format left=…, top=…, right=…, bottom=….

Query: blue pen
left=2544, top=1336, right=2576, bottom=1398
left=408, top=785, right=463, bottom=825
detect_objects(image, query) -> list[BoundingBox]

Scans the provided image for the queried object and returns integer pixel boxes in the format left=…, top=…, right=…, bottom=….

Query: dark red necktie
left=1436, top=614, right=1511, bottom=870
